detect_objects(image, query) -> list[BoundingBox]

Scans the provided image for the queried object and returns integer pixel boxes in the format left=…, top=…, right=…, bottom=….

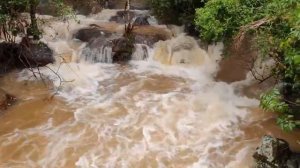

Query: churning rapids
left=0, top=8, right=299, bottom=168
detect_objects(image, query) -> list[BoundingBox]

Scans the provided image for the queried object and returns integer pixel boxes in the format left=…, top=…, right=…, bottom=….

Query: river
left=0, top=6, right=299, bottom=168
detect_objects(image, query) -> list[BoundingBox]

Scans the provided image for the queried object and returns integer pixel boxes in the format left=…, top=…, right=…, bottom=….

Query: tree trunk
left=29, top=0, right=40, bottom=40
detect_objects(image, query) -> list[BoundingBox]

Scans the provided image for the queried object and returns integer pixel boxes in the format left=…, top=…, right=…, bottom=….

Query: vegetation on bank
left=149, top=0, right=300, bottom=131
left=194, top=0, right=300, bottom=131
left=0, top=0, right=73, bottom=41
left=148, top=0, right=207, bottom=35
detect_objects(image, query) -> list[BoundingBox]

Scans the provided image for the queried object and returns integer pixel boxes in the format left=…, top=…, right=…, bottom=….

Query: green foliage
left=195, top=0, right=300, bottom=130
left=195, top=0, right=240, bottom=41
left=0, top=0, right=75, bottom=42
left=277, top=114, right=300, bottom=131
left=260, top=89, right=289, bottom=113
left=149, top=0, right=207, bottom=25
left=51, top=0, right=76, bottom=19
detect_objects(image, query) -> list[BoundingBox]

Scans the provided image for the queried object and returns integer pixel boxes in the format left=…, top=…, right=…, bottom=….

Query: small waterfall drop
left=81, top=44, right=113, bottom=63
left=153, top=34, right=210, bottom=65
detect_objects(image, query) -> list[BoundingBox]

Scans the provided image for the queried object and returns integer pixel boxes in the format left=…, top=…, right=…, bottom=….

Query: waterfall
left=0, top=8, right=275, bottom=168
left=81, top=45, right=113, bottom=63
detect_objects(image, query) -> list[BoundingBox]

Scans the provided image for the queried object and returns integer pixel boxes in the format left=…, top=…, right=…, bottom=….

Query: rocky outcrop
left=216, top=36, right=257, bottom=83
left=110, top=12, right=150, bottom=26
left=111, top=37, right=134, bottom=63
left=74, top=22, right=171, bottom=63
left=253, top=135, right=300, bottom=168
left=74, top=27, right=112, bottom=42
left=0, top=41, right=54, bottom=74
left=133, top=15, right=150, bottom=26
left=109, top=11, right=135, bottom=24
left=0, top=89, right=16, bottom=111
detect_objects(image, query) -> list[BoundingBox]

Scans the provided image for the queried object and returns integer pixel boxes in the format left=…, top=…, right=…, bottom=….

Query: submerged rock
left=0, top=41, right=54, bottom=74
left=253, top=135, right=300, bottom=168
left=0, top=89, right=16, bottom=111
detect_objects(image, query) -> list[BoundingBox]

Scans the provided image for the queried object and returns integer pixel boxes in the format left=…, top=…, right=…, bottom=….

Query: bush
left=195, top=0, right=300, bottom=130
left=148, top=0, right=206, bottom=35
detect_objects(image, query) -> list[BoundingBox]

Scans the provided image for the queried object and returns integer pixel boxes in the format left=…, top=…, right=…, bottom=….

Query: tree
left=0, top=0, right=73, bottom=42
left=195, top=0, right=300, bottom=131
left=148, top=0, right=207, bottom=35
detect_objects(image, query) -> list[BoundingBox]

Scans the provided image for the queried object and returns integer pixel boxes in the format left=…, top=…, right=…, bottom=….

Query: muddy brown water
left=0, top=67, right=299, bottom=167
left=0, top=7, right=299, bottom=168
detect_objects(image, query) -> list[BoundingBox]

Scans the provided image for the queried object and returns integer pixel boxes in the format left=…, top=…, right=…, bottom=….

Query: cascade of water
left=80, top=45, right=113, bottom=63
left=0, top=7, right=287, bottom=168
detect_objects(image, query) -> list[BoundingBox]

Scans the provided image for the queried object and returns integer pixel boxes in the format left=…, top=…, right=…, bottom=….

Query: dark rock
left=253, top=135, right=300, bottom=168
left=134, top=34, right=165, bottom=46
left=0, top=89, right=16, bottom=111
left=0, top=41, right=54, bottom=74
left=106, top=0, right=149, bottom=10
left=184, top=23, right=199, bottom=37
left=133, top=15, right=150, bottom=26
left=74, top=27, right=112, bottom=42
left=112, top=37, right=134, bottom=63
left=80, top=36, right=113, bottom=63
left=216, top=35, right=257, bottom=83
left=109, top=11, right=135, bottom=24
left=287, top=153, right=300, bottom=168
left=26, top=42, right=54, bottom=67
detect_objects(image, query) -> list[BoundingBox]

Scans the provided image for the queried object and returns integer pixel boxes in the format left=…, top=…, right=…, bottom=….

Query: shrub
left=195, top=0, right=300, bottom=130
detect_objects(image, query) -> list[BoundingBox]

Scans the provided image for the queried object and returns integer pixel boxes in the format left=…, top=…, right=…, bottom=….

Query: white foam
left=0, top=9, right=260, bottom=168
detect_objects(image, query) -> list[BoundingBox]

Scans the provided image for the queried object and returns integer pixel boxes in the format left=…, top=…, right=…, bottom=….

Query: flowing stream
left=0, top=7, right=299, bottom=168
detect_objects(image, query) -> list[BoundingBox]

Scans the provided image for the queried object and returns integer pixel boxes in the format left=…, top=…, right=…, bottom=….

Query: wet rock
left=133, top=15, right=150, bottom=26
left=0, top=89, right=16, bottom=111
left=0, top=41, right=54, bottom=74
left=287, top=153, right=300, bottom=168
left=26, top=42, right=54, bottom=67
left=184, top=23, right=199, bottom=37
left=134, top=34, right=166, bottom=46
left=112, top=37, right=134, bottom=63
left=74, top=27, right=112, bottom=42
left=80, top=36, right=114, bottom=63
left=216, top=35, right=257, bottom=83
left=106, top=0, right=149, bottom=10
left=109, top=11, right=135, bottom=24
left=253, top=135, right=300, bottom=168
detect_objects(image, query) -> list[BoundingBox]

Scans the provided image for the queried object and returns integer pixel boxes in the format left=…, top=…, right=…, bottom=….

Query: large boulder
left=253, top=135, right=300, bottom=168
left=0, top=41, right=54, bottom=74
left=112, top=37, right=134, bottom=63
left=216, top=35, right=257, bottom=83
left=0, top=89, right=16, bottom=111
left=133, top=15, right=150, bottom=26
left=80, top=36, right=113, bottom=63
left=109, top=11, right=135, bottom=24
left=74, top=27, right=112, bottom=42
